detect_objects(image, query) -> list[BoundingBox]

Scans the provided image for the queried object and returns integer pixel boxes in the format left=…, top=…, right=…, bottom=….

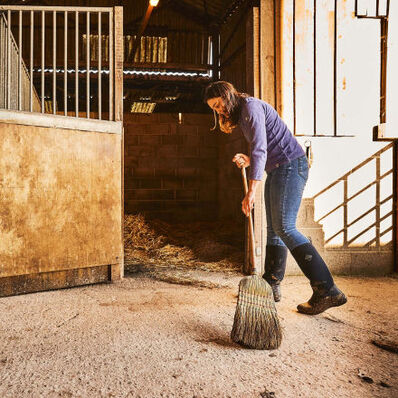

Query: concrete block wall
left=124, top=113, right=218, bottom=221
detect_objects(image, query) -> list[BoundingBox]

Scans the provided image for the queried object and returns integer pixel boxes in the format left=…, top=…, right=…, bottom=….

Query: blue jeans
left=265, top=155, right=310, bottom=251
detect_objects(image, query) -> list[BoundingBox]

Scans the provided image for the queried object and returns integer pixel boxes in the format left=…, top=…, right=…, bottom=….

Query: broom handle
left=241, top=167, right=258, bottom=275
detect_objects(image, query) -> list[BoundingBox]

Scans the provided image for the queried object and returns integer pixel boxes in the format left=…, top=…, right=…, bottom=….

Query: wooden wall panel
left=0, top=121, right=122, bottom=278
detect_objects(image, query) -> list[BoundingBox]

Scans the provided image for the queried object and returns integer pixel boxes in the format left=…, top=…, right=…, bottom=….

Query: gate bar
left=64, top=11, right=67, bottom=116
left=7, top=10, right=10, bottom=109
left=86, top=11, right=90, bottom=118
left=98, top=12, right=102, bottom=120
left=53, top=10, right=56, bottom=114
left=30, top=11, right=33, bottom=112
left=41, top=10, right=44, bottom=113
left=18, top=10, right=22, bottom=111
left=75, top=11, right=79, bottom=117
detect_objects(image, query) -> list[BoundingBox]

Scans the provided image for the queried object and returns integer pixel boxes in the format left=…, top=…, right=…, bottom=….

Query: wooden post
left=113, top=6, right=123, bottom=121
left=244, top=0, right=278, bottom=275
left=113, top=6, right=124, bottom=279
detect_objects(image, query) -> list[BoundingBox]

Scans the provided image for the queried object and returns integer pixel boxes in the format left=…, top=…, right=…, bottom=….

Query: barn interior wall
left=123, top=113, right=218, bottom=222
left=279, top=0, right=397, bottom=275
left=217, top=5, right=249, bottom=222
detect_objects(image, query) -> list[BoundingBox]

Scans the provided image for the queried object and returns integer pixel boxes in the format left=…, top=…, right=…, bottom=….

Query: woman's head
left=204, top=81, right=247, bottom=133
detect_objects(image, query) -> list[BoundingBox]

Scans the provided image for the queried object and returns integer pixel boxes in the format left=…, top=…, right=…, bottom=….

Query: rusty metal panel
left=0, top=120, right=122, bottom=279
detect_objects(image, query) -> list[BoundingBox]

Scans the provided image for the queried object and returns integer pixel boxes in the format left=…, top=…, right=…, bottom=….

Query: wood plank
left=0, top=121, right=122, bottom=278
left=114, top=6, right=124, bottom=121
left=0, top=265, right=111, bottom=297
left=260, top=0, right=275, bottom=106
left=294, top=0, right=314, bottom=135
left=0, top=6, right=114, bottom=12
left=0, top=109, right=122, bottom=134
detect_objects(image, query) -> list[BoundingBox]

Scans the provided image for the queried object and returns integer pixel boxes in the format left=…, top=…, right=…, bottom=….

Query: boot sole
left=297, top=293, right=347, bottom=315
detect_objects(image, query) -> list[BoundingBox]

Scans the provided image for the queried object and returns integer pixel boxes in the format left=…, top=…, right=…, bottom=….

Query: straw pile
left=124, top=214, right=244, bottom=273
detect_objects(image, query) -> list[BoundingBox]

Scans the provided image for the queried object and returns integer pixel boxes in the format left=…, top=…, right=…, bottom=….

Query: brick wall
left=124, top=113, right=218, bottom=221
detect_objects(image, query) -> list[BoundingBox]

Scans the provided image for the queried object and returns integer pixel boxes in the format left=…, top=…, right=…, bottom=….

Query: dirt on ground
left=0, top=270, right=397, bottom=398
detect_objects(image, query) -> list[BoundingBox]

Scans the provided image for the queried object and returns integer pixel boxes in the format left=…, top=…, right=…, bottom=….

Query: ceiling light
left=150, top=0, right=159, bottom=7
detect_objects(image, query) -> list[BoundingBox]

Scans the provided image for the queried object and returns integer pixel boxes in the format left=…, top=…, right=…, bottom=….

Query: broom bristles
left=231, top=275, right=282, bottom=350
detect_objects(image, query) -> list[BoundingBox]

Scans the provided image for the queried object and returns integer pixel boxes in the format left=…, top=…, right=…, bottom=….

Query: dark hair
left=204, top=81, right=248, bottom=133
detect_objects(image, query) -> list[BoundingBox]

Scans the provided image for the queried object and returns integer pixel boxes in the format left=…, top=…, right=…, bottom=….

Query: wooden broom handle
left=241, top=167, right=258, bottom=275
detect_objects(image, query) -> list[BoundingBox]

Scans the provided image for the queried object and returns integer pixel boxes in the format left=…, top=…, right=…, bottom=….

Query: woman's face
left=207, top=97, right=228, bottom=116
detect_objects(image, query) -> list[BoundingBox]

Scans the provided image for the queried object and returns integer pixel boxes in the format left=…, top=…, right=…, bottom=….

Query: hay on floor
left=124, top=214, right=244, bottom=274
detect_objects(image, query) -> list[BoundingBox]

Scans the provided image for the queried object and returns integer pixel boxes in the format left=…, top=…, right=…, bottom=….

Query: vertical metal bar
left=375, top=155, right=381, bottom=248
left=53, top=11, right=56, bottom=114
left=18, top=10, right=22, bottom=111
left=41, top=10, right=45, bottom=113
left=292, top=0, right=296, bottom=135
left=343, top=178, right=348, bottom=247
left=7, top=10, right=11, bottom=110
left=98, top=12, right=102, bottom=120
left=109, top=10, right=114, bottom=120
left=75, top=11, right=79, bottom=117
left=393, top=142, right=398, bottom=272
left=313, top=0, right=317, bottom=136
left=30, top=10, right=33, bottom=112
left=380, top=18, right=388, bottom=123
left=333, top=0, right=338, bottom=136
left=86, top=11, right=90, bottom=118
left=64, top=11, right=68, bottom=116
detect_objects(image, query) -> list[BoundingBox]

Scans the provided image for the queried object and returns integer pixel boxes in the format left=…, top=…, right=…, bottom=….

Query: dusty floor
left=0, top=272, right=397, bottom=398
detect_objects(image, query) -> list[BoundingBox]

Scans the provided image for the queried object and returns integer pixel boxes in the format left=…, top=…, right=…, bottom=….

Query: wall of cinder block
left=124, top=113, right=218, bottom=221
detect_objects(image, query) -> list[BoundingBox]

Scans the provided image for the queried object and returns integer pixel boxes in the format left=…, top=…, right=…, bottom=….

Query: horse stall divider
left=0, top=5, right=124, bottom=297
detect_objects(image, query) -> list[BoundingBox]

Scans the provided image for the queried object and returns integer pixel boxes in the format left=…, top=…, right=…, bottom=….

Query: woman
left=204, top=81, right=347, bottom=315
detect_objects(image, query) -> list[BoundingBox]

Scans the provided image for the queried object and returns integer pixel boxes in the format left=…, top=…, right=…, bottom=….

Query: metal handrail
left=313, top=143, right=393, bottom=248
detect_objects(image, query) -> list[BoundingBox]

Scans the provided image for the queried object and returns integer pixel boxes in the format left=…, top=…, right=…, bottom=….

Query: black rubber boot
left=297, top=283, right=347, bottom=315
left=291, top=243, right=347, bottom=315
left=262, top=245, right=288, bottom=302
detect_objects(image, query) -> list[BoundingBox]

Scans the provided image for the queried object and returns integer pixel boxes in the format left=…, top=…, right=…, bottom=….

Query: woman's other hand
left=232, top=153, right=250, bottom=168
left=241, top=190, right=255, bottom=217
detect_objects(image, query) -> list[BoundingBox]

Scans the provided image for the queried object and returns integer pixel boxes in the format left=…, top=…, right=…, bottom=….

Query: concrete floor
left=0, top=272, right=397, bottom=398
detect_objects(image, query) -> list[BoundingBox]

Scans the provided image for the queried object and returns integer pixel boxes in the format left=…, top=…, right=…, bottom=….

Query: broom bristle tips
left=231, top=276, right=282, bottom=350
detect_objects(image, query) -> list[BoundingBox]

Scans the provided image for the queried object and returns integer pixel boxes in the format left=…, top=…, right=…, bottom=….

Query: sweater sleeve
left=241, top=101, right=267, bottom=181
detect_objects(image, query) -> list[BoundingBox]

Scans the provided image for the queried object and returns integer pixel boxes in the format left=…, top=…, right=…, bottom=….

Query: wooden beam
left=0, top=109, right=123, bottom=134
left=114, top=6, right=124, bottom=122
left=243, top=0, right=278, bottom=274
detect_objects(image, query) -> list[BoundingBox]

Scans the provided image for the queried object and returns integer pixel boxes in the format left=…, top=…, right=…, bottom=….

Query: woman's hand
left=242, top=190, right=255, bottom=217
left=232, top=153, right=250, bottom=168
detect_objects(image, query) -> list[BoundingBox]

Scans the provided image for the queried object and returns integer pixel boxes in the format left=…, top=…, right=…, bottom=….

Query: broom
left=230, top=167, right=282, bottom=350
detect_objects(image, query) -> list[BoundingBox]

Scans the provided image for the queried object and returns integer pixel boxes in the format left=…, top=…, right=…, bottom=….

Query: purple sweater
left=238, top=97, right=305, bottom=180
